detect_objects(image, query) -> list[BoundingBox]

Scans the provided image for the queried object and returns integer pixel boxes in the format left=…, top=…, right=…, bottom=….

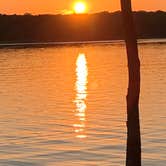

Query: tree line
left=0, top=11, right=166, bottom=43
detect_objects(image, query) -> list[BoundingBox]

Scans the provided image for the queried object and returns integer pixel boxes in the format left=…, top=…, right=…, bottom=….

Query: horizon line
left=0, top=10, right=165, bottom=16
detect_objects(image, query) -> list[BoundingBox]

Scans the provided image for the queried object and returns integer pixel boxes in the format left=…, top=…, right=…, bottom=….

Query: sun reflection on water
left=74, top=53, right=88, bottom=138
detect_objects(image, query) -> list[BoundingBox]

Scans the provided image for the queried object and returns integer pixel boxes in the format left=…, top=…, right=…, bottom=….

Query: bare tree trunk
left=120, top=0, right=141, bottom=166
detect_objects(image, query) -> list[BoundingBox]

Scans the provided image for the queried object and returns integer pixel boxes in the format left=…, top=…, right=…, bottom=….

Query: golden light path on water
left=74, top=53, right=88, bottom=138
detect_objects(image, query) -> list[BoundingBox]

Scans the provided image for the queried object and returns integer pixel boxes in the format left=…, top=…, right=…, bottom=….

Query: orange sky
left=0, top=0, right=165, bottom=14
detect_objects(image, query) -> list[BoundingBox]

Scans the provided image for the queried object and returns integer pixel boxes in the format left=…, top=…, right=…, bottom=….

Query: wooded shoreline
left=0, top=11, right=166, bottom=43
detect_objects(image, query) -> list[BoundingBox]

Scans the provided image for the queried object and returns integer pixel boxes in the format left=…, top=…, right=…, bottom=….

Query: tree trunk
left=120, top=0, right=141, bottom=166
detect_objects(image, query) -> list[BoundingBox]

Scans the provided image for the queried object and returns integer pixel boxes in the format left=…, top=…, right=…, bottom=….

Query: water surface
left=0, top=40, right=166, bottom=165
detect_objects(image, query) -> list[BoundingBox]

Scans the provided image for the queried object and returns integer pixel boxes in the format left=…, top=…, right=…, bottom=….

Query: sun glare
left=74, top=2, right=86, bottom=14
left=74, top=53, right=88, bottom=138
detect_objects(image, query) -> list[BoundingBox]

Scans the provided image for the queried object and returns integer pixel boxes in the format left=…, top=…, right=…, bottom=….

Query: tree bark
left=120, top=0, right=141, bottom=166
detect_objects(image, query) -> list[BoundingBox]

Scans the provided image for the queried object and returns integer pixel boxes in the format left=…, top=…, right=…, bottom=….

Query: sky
left=0, top=0, right=166, bottom=15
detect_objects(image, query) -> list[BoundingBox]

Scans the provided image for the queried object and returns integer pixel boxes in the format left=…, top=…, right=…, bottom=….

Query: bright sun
left=74, top=2, right=86, bottom=14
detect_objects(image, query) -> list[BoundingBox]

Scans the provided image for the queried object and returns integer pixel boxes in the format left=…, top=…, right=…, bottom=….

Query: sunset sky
left=0, top=0, right=165, bottom=15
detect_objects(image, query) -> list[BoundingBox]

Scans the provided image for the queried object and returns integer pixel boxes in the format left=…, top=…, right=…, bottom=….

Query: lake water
left=0, top=40, right=166, bottom=166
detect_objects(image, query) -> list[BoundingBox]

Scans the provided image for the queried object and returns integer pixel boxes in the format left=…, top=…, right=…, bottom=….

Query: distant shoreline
left=1, top=11, right=166, bottom=46
left=0, top=38, right=166, bottom=49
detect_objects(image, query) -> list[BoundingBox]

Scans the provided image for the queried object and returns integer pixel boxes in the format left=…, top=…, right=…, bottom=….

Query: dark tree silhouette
left=0, top=11, right=166, bottom=44
left=120, top=0, right=141, bottom=166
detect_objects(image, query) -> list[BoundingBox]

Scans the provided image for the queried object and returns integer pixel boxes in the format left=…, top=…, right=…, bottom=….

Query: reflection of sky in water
left=74, top=53, right=88, bottom=138
left=0, top=43, right=165, bottom=165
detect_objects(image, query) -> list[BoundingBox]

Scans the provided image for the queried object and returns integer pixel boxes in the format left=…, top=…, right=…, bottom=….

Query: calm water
left=0, top=40, right=166, bottom=166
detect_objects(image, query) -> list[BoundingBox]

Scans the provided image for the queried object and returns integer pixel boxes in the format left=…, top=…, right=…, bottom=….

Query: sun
left=74, top=2, right=87, bottom=14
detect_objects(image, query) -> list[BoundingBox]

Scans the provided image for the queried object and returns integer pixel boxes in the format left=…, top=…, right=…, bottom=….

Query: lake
left=0, top=40, right=166, bottom=166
